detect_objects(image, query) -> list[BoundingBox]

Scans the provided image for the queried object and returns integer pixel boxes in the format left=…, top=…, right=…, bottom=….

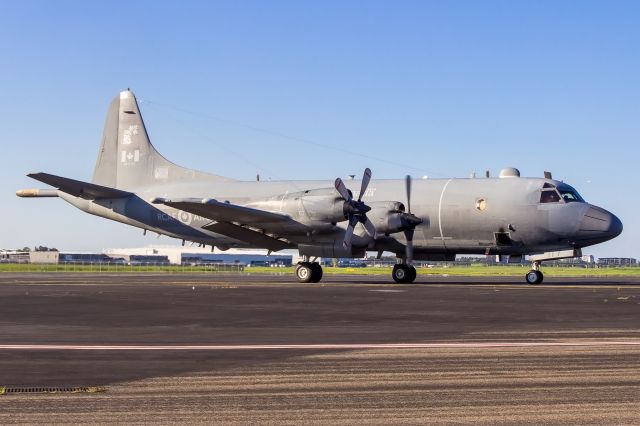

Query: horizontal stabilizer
left=152, top=197, right=291, bottom=225
left=28, top=172, right=132, bottom=200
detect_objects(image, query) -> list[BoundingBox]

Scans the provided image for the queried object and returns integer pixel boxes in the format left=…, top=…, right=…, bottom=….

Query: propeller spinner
left=335, top=168, right=377, bottom=249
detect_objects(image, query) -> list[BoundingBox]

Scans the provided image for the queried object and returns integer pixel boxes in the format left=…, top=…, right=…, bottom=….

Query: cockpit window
left=558, top=187, right=584, bottom=203
left=540, top=183, right=585, bottom=204
left=540, top=189, right=561, bottom=203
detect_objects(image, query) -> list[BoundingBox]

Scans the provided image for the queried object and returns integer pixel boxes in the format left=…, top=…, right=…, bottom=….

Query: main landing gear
left=526, top=261, right=543, bottom=285
left=295, top=259, right=323, bottom=283
left=392, top=263, right=416, bottom=284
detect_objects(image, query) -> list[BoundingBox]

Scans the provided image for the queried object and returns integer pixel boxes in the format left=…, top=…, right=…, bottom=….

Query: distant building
left=597, top=257, right=637, bottom=266
left=59, top=253, right=124, bottom=264
left=581, top=255, right=595, bottom=264
left=337, top=259, right=367, bottom=267
left=0, top=250, right=30, bottom=263
left=181, top=253, right=292, bottom=267
left=30, top=251, right=59, bottom=264
left=108, top=253, right=170, bottom=265
left=104, top=245, right=292, bottom=266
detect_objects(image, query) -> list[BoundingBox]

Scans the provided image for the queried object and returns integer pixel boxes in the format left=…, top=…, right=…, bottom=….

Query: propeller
left=335, top=168, right=377, bottom=249
left=402, top=175, right=423, bottom=264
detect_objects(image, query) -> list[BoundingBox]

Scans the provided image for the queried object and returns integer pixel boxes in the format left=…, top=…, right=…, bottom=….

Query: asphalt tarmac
left=1, top=273, right=639, bottom=424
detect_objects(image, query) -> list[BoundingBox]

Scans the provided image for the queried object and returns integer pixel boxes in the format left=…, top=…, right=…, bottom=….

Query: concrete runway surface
left=1, top=273, right=639, bottom=424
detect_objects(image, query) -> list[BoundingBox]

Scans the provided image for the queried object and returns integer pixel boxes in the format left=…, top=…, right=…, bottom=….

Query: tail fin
left=92, top=90, right=231, bottom=189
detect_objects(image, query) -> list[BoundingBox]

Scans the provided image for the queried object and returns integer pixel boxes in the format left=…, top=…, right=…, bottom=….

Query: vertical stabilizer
left=92, top=90, right=231, bottom=190
left=92, top=95, right=120, bottom=187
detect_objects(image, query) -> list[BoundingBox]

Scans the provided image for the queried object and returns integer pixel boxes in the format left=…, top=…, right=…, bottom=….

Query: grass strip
left=1, top=263, right=639, bottom=277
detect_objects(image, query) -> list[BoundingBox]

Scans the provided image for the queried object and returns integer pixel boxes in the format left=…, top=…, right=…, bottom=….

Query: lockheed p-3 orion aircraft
left=17, top=90, right=623, bottom=284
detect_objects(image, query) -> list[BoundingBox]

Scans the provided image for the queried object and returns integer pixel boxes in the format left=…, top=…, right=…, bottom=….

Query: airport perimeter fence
left=0, top=261, right=247, bottom=273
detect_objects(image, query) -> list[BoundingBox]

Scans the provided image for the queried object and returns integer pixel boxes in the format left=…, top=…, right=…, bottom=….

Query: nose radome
left=576, top=205, right=623, bottom=242
left=610, top=212, right=623, bottom=237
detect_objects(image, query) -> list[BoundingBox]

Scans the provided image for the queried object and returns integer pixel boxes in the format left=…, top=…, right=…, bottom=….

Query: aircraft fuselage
left=58, top=174, right=622, bottom=260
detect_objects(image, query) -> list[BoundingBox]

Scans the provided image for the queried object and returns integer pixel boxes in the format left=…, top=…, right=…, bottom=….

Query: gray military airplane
left=17, top=90, right=622, bottom=284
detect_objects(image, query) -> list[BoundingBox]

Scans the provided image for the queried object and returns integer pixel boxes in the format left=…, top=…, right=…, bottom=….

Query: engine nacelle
left=248, top=187, right=347, bottom=226
left=367, top=201, right=408, bottom=235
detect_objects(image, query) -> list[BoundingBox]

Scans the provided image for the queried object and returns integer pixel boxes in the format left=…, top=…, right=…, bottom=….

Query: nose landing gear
left=526, top=261, right=543, bottom=284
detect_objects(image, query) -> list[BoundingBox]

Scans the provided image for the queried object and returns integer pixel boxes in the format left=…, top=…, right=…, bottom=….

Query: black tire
left=407, top=265, right=417, bottom=283
left=310, top=263, right=323, bottom=283
left=526, top=270, right=543, bottom=285
left=295, top=262, right=313, bottom=283
left=392, top=264, right=411, bottom=284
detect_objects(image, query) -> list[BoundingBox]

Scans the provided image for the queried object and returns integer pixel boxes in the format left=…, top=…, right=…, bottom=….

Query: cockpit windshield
left=557, top=186, right=584, bottom=203
left=539, top=183, right=585, bottom=204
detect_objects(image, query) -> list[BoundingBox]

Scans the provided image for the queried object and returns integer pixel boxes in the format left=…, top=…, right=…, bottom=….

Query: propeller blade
left=358, top=168, right=372, bottom=202
left=342, top=216, right=359, bottom=249
left=405, top=174, right=412, bottom=214
left=362, top=217, right=378, bottom=240
left=334, top=177, right=351, bottom=201
left=404, top=228, right=415, bottom=264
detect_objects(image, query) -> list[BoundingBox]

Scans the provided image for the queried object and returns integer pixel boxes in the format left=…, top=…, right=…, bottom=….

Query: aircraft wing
left=153, top=197, right=291, bottom=225
left=28, top=172, right=132, bottom=199
left=152, top=197, right=298, bottom=250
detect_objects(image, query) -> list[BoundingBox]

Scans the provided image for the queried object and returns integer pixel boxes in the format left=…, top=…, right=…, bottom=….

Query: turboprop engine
left=248, top=169, right=379, bottom=243
left=248, top=187, right=347, bottom=229
left=368, top=201, right=423, bottom=236
left=296, top=188, right=348, bottom=223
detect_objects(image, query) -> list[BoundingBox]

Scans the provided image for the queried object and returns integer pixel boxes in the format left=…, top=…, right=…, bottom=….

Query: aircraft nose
left=574, top=205, right=623, bottom=245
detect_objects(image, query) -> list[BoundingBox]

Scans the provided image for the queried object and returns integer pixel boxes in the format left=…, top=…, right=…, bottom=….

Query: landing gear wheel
left=407, top=265, right=417, bottom=283
left=310, top=262, right=323, bottom=283
left=296, top=262, right=323, bottom=283
left=526, top=270, right=543, bottom=285
left=392, top=264, right=416, bottom=284
left=295, top=262, right=313, bottom=283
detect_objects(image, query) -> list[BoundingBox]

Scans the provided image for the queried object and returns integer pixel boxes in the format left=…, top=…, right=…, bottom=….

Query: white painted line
left=1, top=341, right=640, bottom=351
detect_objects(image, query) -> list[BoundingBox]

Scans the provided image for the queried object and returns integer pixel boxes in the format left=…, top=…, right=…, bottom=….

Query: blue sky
left=1, top=1, right=638, bottom=258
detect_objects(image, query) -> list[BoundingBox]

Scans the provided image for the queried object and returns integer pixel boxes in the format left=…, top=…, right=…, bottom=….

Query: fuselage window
left=540, top=190, right=561, bottom=203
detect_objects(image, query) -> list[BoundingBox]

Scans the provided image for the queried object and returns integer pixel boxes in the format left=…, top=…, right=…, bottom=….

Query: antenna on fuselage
left=544, top=171, right=553, bottom=179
